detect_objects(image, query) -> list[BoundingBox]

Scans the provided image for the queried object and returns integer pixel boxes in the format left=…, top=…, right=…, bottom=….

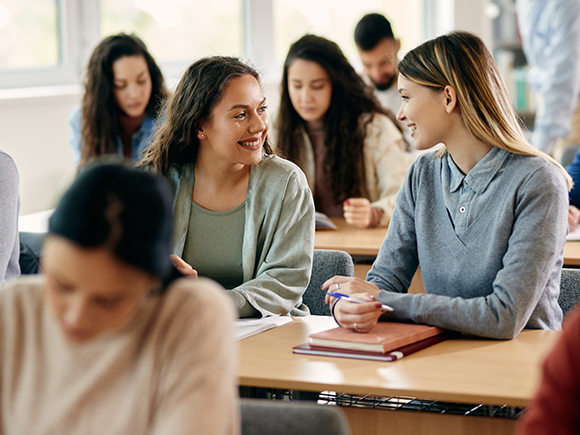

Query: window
left=0, top=0, right=436, bottom=91
left=272, top=0, right=424, bottom=70
left=0, top=0, right=61, bottom=71
left=101, top=0, right=242, bottom=64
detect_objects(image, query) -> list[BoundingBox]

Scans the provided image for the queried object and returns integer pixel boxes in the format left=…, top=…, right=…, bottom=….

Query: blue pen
left=326, top=291, right=394, bottom=312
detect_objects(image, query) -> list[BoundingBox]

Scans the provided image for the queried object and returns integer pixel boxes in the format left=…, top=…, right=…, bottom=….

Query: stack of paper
left=235, top=316, right=292, bottom=341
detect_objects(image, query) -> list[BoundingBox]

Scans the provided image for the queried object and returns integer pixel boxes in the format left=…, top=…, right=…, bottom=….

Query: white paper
left=315, top=212, right=338, bottom=230
left=19, top=209, right=54, bottom=233
left=567, top=226, right=580, bottom=241
left=235, top=316, right=292, bottom=341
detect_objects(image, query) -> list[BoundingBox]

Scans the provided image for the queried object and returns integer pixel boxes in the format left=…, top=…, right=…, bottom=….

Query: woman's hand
left=170, top=254, right=198, bottom=278
left=343, top=198, right=383, bottom=228
left=569, top=205, right=580, bottom=232
left=322, top=276, right=386, bottom=332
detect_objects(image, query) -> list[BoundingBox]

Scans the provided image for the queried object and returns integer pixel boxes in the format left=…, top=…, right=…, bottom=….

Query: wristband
left=330, top=298, right=342, bottom=327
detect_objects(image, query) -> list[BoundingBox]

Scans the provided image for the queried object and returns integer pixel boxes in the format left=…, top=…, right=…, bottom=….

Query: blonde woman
left=324, top=31, right=571, bottom=339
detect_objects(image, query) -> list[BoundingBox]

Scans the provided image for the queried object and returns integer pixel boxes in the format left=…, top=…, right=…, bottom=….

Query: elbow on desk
left=485, top=326, right=521, bottom=340
left=479, top=313, right=525, bottom=340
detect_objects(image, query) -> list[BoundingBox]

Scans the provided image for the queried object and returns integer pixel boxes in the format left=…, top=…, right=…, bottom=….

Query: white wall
left=0, top=82, right=281, bottom=217
left=0, top=88, right=80, bottom=215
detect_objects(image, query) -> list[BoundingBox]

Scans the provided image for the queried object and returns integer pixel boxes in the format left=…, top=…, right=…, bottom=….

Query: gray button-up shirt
left=369, top=147, right=568, bottom=339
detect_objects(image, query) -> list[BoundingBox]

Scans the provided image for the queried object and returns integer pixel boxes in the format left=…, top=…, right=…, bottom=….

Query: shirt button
left=459, top=206, right=466, bottom=213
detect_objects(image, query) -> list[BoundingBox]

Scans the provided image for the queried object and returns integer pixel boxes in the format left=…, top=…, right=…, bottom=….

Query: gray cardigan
left=165, top=154, right=315, bottom=317
left=0, top=148, right=20, bottom=282
left=369, top=148, right=568, bottom=339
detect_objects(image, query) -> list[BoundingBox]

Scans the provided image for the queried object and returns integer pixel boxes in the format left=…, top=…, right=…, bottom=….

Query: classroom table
left=316, top=218, right=580, bottom=267
left=564, top=241, right=580, bottom=266
left=238, top=316, right=560, bottom=435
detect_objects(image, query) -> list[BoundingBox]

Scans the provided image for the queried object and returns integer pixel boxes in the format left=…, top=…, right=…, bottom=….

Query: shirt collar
left=446, top=147, right=510, bottom=194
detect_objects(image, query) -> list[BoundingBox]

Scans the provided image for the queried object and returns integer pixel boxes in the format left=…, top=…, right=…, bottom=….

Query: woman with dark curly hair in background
left=275, top=34, right=413, bottom=228
left=69, top=33, right=167, bottom=166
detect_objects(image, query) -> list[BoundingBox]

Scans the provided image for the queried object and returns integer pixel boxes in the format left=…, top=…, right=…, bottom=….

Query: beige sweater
left=283, top=113, right=413, bottom=226
left=0, top=275, right=239, bottom=435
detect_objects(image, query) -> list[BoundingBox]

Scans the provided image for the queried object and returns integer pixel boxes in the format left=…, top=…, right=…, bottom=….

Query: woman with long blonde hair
left=324, top=31, right=571, bottom=339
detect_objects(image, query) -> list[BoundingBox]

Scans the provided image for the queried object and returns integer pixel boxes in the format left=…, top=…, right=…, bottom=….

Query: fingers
left=569, top=214, right=578, bottom=232
left=569, top=212, right=579, bottom=232
left=321, top=276, right=358, bottom=291
left=170, top=255, right=198, bottom=278
left=343, top=198, right=372, bottom=228
left=170, top=254, right=189, bottom=268
left=180, top=268, right=198, bottom=278
left=569, top=206, right=580, bottom=232
left=333, top=299, right=384, bottom=332
left=343, top=197, right=371, bottom=207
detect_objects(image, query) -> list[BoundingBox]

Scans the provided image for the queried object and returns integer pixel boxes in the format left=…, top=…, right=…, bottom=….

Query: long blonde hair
left=398, top=31, right=572, bottom=190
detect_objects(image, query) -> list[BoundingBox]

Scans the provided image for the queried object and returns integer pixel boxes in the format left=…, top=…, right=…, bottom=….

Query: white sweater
left=0, top=275, right=239, bottom=435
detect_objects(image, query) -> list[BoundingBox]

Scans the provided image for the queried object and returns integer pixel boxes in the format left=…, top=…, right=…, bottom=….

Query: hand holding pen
left=326, top=291, right=394, bottom=312
left=321, top=277, right=391, bottom=333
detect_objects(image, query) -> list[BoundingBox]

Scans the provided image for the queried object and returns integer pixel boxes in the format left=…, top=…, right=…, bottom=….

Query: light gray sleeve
left=370, top=165, right=568, bottom=339
left=226, top=290, right=259, bottom=318
left=235, top=170, right=315, bottom=317
left=367, top=161, right=420, bottom=293
left=0, top=151, right=20, bottom=281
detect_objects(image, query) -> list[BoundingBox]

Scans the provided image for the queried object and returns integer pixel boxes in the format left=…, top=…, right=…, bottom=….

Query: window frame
left=0, top=0, right=477, bottom=91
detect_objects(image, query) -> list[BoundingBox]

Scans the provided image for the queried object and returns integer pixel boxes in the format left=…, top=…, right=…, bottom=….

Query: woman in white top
left=0, top=162, right=238, bottom=434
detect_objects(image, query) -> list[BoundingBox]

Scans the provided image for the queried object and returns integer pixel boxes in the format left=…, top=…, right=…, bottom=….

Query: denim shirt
left=68, top=106, right=156, bottom=165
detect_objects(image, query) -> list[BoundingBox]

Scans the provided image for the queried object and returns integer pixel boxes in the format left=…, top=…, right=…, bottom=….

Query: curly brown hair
left=79, top=33, right=166, bottom=165
left=276, top=34, right=402, bottom=203
left=139, top=56, right=272, bottom=175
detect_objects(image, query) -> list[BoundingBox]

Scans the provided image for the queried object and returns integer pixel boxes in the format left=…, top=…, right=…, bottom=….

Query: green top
left=165, top=154, right=315, bottom=317
left=183, top=200, right=245, bottom=290
left=183, top=200, right=258, bottom=317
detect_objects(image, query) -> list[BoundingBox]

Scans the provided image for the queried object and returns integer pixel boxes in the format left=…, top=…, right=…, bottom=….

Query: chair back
left=303, top=249, right=354, bottom=316
left=240, top=398, right=351, bottom=435
left=19, top=232, right=46, bottom=275
left=559, top=268, right=580, bottom=316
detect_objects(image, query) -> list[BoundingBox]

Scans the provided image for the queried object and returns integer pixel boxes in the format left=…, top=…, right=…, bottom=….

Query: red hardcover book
left=308, top=322, right=446, bottom=354
left=293, top=333, right=451, bottom=362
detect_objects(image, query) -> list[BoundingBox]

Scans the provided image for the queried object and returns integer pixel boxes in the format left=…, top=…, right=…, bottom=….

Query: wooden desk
left=315, top=219, right=426, bottom=291
left=564, top=241, right=580, bottom=266
left=316, top=219, right=580, bottom=269
left=315, top=218, right=387, bottom=257
left=238, top=316, right=560, bottom=435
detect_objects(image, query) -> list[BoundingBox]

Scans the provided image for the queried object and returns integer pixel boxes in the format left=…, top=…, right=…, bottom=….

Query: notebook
left=293, top=333, right=450, bottom=362
left=315, top=212, right=338, bottom=230
left=308, top=322, right=446, bottom=354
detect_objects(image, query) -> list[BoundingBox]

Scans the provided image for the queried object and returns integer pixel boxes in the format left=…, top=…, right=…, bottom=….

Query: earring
left=200, top=134, right=205, bottom=138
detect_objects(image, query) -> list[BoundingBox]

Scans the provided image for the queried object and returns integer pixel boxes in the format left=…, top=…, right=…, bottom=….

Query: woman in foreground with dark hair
left=0, top=163, right=238, bottom=434
left=324, top=31, right=571, bottom=339
left=139, top=56, right=315, bottom=318
left=275, top=34, right=413, bottom=228
left=69, top=33, right=166, bottom=166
